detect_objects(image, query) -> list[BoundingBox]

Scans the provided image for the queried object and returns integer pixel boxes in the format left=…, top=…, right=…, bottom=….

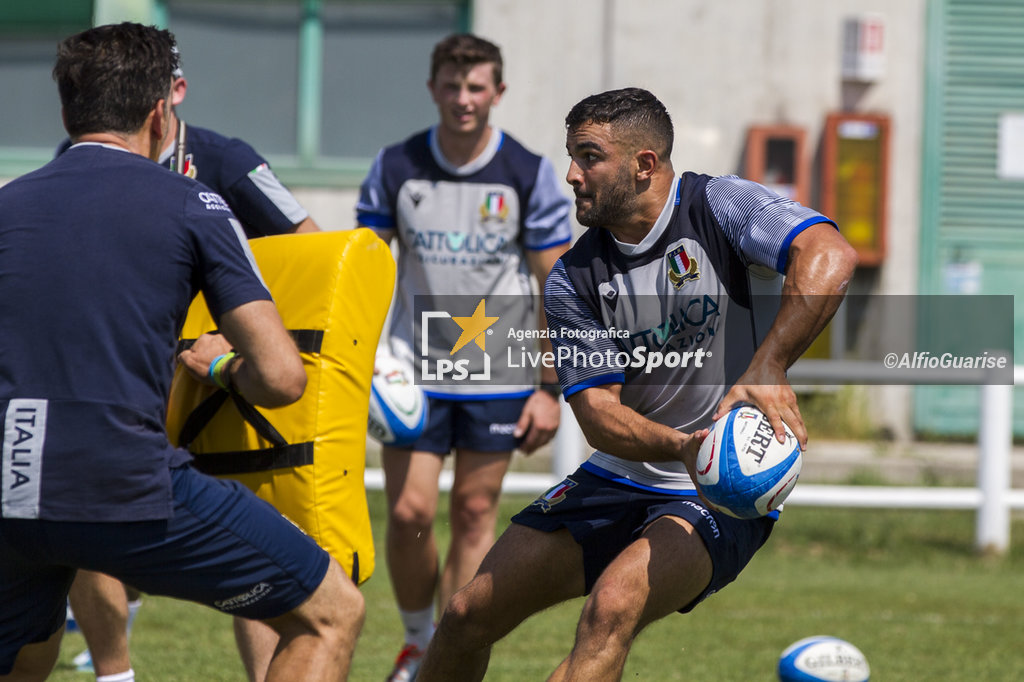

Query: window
left=165, top=0, right=465, bottom=184
left=320, top=3, right=460, bottom=158
left=0, top=37, right=67, bottom=151
left=166, top=2, right=303, bottom=157
left=0, top=1, right=93, bottom=174
left=0, top=0, right=466, bottom=184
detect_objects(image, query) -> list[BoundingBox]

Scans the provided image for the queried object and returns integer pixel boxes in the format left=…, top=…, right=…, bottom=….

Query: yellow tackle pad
left=166, top=229, right=395, bottom=584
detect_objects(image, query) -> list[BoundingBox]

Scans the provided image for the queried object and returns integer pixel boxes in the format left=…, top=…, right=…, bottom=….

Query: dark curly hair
left=565, top=87, right=674, bottom=159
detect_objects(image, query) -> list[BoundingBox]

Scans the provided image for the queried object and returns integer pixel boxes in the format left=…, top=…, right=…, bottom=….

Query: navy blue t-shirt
left=57, top=124, right=309, bottom=238
left=0, top=143, right=272, bottom=522
left=162, top=124, right=309, bottom=238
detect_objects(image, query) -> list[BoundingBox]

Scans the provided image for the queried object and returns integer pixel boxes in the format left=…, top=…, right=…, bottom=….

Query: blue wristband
left=208, top=352, right=238, bottom=390
left=208, top=353, right=228, bottom=382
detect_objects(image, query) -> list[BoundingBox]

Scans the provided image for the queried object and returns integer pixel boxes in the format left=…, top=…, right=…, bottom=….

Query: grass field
left=49, top=489, right=1024, bottom=681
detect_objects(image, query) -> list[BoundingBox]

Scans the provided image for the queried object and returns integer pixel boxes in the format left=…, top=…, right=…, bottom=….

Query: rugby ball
left=778, top=636, right=870, bottom=681
left=694, top=404, right=801, bottom=519
left=367, top=355, right=427, bottom=446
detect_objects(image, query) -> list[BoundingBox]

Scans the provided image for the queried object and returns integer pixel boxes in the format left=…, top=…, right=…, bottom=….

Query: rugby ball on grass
left=367, top=355, right=427, bottom=446
left=778, top=636, right=870, bottom=681
left=695, top=404, right=801, bottom=519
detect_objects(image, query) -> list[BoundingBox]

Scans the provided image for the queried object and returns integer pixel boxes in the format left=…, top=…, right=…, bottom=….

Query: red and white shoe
left=386, top=643, right=425, bottom=682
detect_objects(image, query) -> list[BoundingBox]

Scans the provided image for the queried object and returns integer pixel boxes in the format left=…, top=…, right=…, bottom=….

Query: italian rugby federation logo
left=479, top=191, right=510, bottom=222
left=666, top=244, right=700, bottom=289
left=530, top=477, right=578, bottom=512
left=171, top=153, right=197, bottom=178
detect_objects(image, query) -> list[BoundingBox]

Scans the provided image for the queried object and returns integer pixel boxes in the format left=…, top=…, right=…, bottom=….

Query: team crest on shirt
left=529, top=477, right=578, bottom=513
left=666, top=244, right=700, bottom=288
left=171, top=153, right=197, bottom=179
left=598, top=281, right=618, bottom=310
left=479, top=191, right=510, bottom=222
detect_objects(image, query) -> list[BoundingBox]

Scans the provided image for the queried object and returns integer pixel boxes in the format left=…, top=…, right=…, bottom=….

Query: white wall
left=476, top=0, right=924, bottom=271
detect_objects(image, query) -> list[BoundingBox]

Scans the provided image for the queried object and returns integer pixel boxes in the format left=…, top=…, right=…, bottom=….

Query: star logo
left=449, top=299, right=499, bottom=355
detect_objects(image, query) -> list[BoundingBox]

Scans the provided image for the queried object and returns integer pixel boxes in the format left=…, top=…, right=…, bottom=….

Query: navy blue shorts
left=406, top=396, right=529, bottom=454
left=511, top=468, right=775, bottom=613
left=0, top=464, right=330, bottom=674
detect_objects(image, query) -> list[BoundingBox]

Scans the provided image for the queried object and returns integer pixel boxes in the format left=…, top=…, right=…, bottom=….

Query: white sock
left=96, top=670, right=135, bottom=682
left=126, top=599, right=143, bottom=635
left=399, top=606, right=435, bottom=650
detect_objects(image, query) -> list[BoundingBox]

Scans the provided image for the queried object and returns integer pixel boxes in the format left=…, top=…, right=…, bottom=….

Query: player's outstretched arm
left=569, top=383, right=707, bottom=474
left=715, top=223, right=858, bottom=447
left=178, top=300, right=306, bottom=407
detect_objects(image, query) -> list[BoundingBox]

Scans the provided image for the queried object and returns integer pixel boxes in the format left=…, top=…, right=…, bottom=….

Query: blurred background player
left=0, top=22, right=363, bottom=682
left=355, top=33, right=573, bottom=681
left=157, top=56, right=320, bottom=237
left=417, top=87, right=858, bottom=681
left=64, top=42, right=323, bottom=682
left=57, top=51, right=319, bottom=238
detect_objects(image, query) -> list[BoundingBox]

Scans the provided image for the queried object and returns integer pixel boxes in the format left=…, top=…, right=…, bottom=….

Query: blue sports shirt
left=545, top=173, right=835, bottom=493
left=0, top=143, right=271, bottom=521
left=357, top=126, right=573, bottom=399
left=58, top=124, right=309, bottom=238
left=160, top=123, right=309, bottom=238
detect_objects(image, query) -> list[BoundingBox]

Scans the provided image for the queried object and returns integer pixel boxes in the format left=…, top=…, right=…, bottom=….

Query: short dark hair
left=565, top=87, right=674, bottom=159
left=53, top=22, right=179, bottom=138
left=430, top=33, right=503, bottom=86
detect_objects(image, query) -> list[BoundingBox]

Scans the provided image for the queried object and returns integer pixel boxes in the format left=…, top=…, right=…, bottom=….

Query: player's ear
left=171, top=77, right=188, bottom=106
left=154, top=98, right=169, bottom=133
left=145, top=98, right=168, bottom=160
left=492, top=81, right=507, bottom=105
left=635, top=149, right=658, bottom=181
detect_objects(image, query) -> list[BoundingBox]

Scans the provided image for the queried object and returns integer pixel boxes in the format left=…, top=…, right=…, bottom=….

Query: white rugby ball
left=367, top=355, right=427, bottom=446
left=694, top=404, right=802, bottom=519
left=777, top=636, right=870, bottom=682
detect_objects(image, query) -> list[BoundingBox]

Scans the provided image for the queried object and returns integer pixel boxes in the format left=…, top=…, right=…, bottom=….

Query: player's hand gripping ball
left=367, top=355, right=427, bottom=446
left=695, top=405, right=802, bottom=519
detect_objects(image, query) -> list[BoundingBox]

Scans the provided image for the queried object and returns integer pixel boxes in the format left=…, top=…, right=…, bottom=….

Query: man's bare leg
left=418, top=524, right=584, bottom=682
left=234, top=617, right=278, bottom=682
left=260, top=559, right=364, bottom=682
left=439, top=449, right=511, bottom=609
left=547, top=516, right=713, bottom=682
left=68, top=571, right=131, bottom=678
